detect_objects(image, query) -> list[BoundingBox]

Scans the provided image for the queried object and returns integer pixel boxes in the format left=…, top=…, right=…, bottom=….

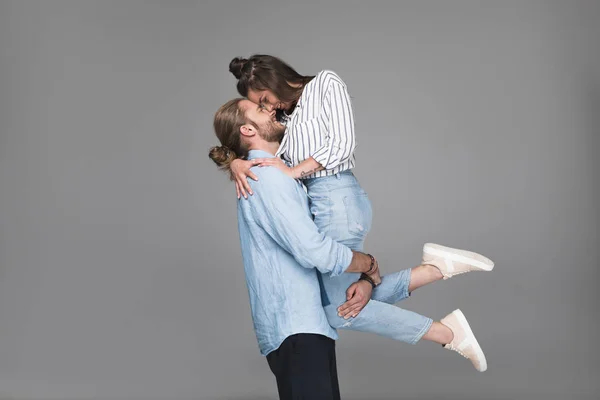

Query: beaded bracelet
left=366, top=253, right=376, bottom=274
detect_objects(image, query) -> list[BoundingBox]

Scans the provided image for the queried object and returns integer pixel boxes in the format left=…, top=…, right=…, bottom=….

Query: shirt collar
left=247, top=149, right=276, bottom=160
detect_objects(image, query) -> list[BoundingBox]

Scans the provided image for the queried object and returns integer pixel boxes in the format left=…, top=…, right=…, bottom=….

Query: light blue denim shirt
left=237, top=149, right=354, bottom=356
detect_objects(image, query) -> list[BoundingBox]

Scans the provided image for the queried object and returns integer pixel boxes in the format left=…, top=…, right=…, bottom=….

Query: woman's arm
left=291, top=157, right=324, bottom=179
left=249, top=156, right=324, bottom=180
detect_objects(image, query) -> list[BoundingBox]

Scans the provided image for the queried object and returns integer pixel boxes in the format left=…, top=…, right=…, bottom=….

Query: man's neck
left=249, top=141, right=280, bottom=156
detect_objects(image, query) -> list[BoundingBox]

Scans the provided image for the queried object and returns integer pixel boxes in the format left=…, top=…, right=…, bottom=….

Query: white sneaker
left=441, top=309, right=488, bottom=372
left=422, top=243, right=494, bottom=279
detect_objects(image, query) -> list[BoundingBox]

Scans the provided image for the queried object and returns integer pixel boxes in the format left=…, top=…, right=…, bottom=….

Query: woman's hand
left=231, top=159, right=259, bottom=199
left=254, top=157, right=296, bottom=179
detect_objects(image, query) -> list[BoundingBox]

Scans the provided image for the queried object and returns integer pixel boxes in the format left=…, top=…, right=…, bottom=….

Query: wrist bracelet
left=366, top=253, right=375, bottom=274
left=359, top=273, right=376, bottom=289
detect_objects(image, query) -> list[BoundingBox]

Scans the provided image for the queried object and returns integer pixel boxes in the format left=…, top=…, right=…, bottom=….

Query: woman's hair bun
left=229, top=57, right=248, bottom=80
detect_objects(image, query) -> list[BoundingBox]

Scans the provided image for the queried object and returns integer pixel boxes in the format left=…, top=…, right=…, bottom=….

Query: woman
left=223, top=54, right=494, bottom=371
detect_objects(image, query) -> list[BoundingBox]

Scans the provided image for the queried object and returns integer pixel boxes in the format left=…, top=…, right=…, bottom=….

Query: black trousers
left=266, top=333, right=341, bottom=400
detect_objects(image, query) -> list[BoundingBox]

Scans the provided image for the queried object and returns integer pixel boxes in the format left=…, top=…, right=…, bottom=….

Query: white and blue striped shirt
left=276, top=70, right=357, bottom=179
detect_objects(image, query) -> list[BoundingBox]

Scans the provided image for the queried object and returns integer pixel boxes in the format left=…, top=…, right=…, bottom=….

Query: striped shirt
left=275, top=70, right=356, bottom=179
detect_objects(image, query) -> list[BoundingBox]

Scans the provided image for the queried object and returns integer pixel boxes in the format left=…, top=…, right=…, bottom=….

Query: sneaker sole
left=423, top=243, right=494, bottom=271
left=453, top=309, right=488, bottom=372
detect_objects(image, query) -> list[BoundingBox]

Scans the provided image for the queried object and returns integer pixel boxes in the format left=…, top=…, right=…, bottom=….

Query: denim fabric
left=237, top=150, right=354, bottom=356
left=304, top=171, right=433, bottom=344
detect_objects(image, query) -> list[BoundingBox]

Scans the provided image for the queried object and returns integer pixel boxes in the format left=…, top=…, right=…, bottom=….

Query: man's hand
left=337, top=280, right=373, bottom=319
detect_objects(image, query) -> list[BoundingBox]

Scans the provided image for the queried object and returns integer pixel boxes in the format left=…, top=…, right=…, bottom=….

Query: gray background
left=0, top=1, right=598, bottom=399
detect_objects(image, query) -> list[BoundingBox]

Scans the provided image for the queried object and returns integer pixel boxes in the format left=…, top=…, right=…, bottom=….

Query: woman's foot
left=440, top=309, right=488, bottom=372
left=422, top=243, right=494, bottom=280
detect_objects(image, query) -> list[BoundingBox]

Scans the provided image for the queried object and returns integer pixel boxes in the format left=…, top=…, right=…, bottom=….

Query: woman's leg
left=323, top=294, right=453, bottom=347
left=324, top=299, right=487, bottom=371
left=307, top=175, right=451, bottom=341
left=323, top=298, right=434, bottom=344
left=371, top=264, right=444, bottom=304
left=307, top=173, right=447, bottom=308
left=305, top=174, right=489, bottom=371
left=304, top=175, right=432, bottom=345
left=369, top=270, right=411, bottom=304
left=321, top=268, right=449, bottom=345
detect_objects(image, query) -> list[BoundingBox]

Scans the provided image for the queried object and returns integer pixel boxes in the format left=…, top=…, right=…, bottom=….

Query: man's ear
left=240, top=124, right=255, bottom=138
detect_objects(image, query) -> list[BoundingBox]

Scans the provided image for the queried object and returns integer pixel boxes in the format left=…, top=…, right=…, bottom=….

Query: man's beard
left=257, top=120, right=285, bottom=144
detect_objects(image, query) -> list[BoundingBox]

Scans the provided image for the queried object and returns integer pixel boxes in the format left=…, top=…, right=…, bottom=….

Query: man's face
left=239, top=99, right=286, bottom=143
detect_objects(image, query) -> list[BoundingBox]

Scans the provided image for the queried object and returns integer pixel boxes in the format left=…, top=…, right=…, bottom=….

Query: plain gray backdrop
left=0, top=1, right=598, bottom=399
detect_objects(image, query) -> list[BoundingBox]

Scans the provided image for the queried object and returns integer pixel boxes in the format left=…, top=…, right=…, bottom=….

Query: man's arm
left=346, top=251, right=379, bottom=275
left=245, top=168, right=376, bottom=277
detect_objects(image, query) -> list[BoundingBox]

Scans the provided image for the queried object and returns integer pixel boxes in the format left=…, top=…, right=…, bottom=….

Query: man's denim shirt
left=237, top=149, right=353, bottom=356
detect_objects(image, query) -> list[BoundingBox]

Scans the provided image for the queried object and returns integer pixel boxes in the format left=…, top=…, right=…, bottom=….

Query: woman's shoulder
left=314, top=69, right=347, bottom=88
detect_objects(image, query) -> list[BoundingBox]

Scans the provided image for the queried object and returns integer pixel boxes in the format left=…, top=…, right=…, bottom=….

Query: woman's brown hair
left=229, top=54, right=314, bottom=105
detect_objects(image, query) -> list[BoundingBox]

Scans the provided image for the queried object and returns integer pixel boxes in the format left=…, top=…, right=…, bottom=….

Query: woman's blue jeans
left=303, top=171, right=433, bottom=344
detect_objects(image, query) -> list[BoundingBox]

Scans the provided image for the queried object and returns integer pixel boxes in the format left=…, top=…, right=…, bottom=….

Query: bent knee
left=324, top=305, right=355, bottom=329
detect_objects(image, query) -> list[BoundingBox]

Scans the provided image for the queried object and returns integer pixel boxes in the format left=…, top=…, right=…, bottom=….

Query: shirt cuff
left=329, top=246, right=353, bottom=277
left=311, top=145, right=331, bottom=168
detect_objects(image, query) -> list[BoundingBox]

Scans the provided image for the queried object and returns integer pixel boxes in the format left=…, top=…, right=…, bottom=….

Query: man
left=208, top=98, right=379, bottom=400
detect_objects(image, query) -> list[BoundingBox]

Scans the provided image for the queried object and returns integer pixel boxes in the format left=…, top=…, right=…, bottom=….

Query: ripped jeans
left=303, top=170, right=432, bottom=345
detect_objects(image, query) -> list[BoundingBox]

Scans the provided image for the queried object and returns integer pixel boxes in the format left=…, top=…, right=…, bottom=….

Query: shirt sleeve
left=245, top=168, right=353, bottom=277
left=311, top=79, right=356, bottom=169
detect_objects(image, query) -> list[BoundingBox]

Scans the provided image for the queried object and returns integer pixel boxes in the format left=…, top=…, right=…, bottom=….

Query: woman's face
left=247, top=88, right=292, bottom=113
